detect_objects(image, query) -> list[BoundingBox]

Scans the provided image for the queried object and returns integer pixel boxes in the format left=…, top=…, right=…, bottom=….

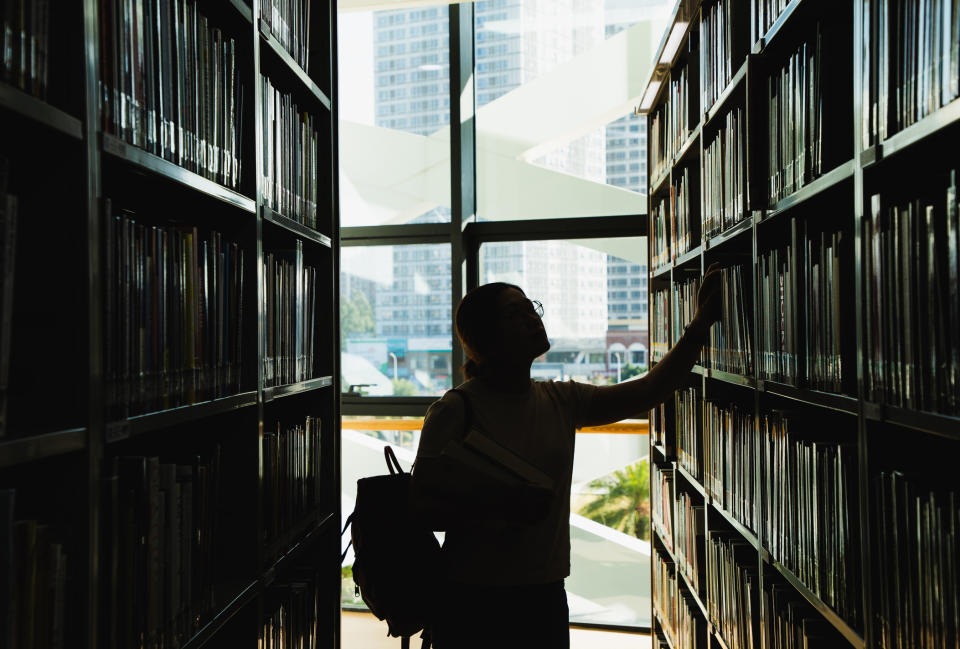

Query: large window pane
left=339, top=6, right=452, bottom=226
left=474, top=0, right=672, bottom=222
left=341, top=245, right=452, bottom=396
left=570, top=431, right=650, bottom=627
left=480, top=238, right=648, bottom=383
left=480, top=237, right=650, bottom=627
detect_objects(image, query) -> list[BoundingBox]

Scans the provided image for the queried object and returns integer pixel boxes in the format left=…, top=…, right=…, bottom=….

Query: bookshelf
left=0, top=1, right=341, bottom=649
left=644, top=0, right=960, bottom=648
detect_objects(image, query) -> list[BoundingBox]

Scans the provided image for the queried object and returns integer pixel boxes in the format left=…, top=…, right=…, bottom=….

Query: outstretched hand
left=696, top=262, right=723, bottom=326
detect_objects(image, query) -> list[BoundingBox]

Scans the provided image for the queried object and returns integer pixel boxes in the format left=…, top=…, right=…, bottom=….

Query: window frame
left=338, top=5, right=652, bottom=633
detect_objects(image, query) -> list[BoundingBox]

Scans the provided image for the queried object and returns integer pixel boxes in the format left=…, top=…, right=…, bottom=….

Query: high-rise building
left=356, top=0, right=650, bottom=388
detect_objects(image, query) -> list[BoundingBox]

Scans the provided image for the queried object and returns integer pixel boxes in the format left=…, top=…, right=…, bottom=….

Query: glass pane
left=481, top=237, right=649, bottom=627
left=341, top=244, right=453, bottom=396
left=474, top=0, right=673, bottom=222
left=480, top=237, right=648, bottom=384
left=338, top=6, right=452, bottom=226
left=571, top=430, right=651, bottom=627
left=340, top=416, right=426, bottom=608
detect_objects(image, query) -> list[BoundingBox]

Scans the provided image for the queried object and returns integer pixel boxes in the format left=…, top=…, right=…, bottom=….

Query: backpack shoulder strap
left=446, top=388, right=472, bottom=438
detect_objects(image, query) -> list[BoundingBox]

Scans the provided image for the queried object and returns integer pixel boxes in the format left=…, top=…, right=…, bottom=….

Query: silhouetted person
left=410, top=263, right=722, bottom=648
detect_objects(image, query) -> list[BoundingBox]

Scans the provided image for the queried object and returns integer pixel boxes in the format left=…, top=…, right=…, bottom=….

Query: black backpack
left=343, top=445, right=442, bottom=648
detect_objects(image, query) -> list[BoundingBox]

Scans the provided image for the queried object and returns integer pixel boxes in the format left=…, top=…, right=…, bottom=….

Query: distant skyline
left=339, top=0, right=659, bottom=389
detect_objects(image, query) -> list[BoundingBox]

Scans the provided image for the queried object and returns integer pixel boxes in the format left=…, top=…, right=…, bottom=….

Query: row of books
left=264, top=242, right=319, bottom=387
left=652, top=196, right=671, bottom=269
left=675, top=490, right=706, bottom=594
left=700, top=0, right=736, bottom=112
left=99, top=0, right=245, bottom=189
left=706, top=533, right=760, bottom=649
left=796, top=228, right=844, bottom=392
left=704, top=400, right=759, bottom=533
left=759, top=242, right=799, bottom=385
left=262, top=416, right=323, bottom=548
left=0, top=0, right=51, bottom=99
left=671, top=64, right=693, bottom=149
left=672, top=167, right=696, bottom=260
left=763, top=584, right=834, bottom=648
left=100, top=451, right=221, bottom=649
left=864, top=182, right=960, bottom=415
left=875, top=471, right=959, bottom=649
left=703, top=107, right=747, bottom=239
left=651, top=287, right=670, bottom=362
left=704, top=264, right=753, bottom=375
left=650, top=62, right=694, bottom=182
left=653, top=551, right=679, bottom=642
left=672, top=276, right=700, bottom=353
left=260, top=575, right=322, bottom=649
left=0, top=490, right=67, bottom=649
left=758, top=226, right=844, bottom=392
left=862, top=0, right=960, bottom=144
left=653, top=462, right=676, bottom=552
left=677, top=588, right=708, bottom=649
left=760, top=412, right=861, bottom=628
left=753, top=0, right=789, bottom=45
left=651, top=401, right=669, bottom=449
left=103, top=204, right=246, bottom=417
left=261, top=76, right=323, bottom=230
left=0, top=160, right=16, bottom=437
left=676, top=386, right=702, bottom=480
left=650, top=105, right=671, bottom=182
left=767, top=25, right=824, bottom=205
left=260, top=0, right=314, bottom=74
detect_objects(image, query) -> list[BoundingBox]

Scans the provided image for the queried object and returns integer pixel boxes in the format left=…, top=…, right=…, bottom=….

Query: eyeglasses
left=502, top=298, right=544, bottom=320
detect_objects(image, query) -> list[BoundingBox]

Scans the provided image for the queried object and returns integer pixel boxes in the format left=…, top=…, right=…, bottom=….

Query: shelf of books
left=0, top=1, right=342, bottom=648
left=644, top=0, right=960, bottom=646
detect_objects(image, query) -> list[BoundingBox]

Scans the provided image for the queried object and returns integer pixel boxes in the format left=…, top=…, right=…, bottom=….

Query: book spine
left=0, top=192, right=16, bottom=435
left=947, top=170, right=959, bottom=411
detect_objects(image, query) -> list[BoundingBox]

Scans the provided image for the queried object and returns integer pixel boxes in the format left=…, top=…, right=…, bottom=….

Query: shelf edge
left=101, top=134, right=256, bottom=213
left=0, top=428, right=87, bottom=468
left=0, top=82, right=83, bottom=139
left=259, top=20, right=332, bottom=110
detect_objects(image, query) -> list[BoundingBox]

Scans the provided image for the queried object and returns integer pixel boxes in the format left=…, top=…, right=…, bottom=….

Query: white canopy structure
left=338, top=3, right=668, bottom=252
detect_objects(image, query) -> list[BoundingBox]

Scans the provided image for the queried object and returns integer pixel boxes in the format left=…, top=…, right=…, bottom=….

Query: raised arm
left=582, top=263, right=723, bottom=427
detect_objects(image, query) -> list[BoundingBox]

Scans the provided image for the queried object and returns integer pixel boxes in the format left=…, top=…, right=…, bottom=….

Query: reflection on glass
left=341, top=244, right=452, bottom=397
left=338, top=6, right=452, bottom=227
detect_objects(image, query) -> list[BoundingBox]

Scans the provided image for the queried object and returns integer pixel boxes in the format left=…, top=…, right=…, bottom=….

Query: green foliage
left=390, top=378, right=418, bottom=396
left=578, top=458, right=651, bottom=540
left=340, top=289, right=375, bottom=350
left=620, top=362, right=647, bottom=380
left=341, top=565, right=367, bottom=608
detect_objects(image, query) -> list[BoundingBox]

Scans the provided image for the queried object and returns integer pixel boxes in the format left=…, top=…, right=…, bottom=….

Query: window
left=478, top=237, right=650, bottom=623
left=473, top=5, right=664, bottom=223
left=339, top=7, right=451, bottom=225
left=340, top=244, right=452, bottom=397
left=340, top=0, right=666, bottom=631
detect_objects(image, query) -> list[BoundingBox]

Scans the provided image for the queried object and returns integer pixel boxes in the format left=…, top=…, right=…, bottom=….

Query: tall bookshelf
left=0, top=1, right=342, bottom=648
left=644, top=0, right=960, bottom=647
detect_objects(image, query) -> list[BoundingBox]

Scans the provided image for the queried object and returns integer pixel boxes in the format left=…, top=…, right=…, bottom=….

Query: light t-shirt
left=413, top=378, right=599, bottom=585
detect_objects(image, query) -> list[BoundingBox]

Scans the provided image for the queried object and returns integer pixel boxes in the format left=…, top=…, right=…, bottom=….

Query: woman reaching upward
left=410, top=262, right=722, bottom=649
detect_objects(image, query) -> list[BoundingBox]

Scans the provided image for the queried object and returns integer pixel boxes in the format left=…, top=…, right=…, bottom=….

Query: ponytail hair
left=455, top=282, right=524, bottom=380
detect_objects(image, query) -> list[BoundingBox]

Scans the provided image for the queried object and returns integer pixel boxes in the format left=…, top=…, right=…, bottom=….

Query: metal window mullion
left=450, top=2, right=475, bottom=382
